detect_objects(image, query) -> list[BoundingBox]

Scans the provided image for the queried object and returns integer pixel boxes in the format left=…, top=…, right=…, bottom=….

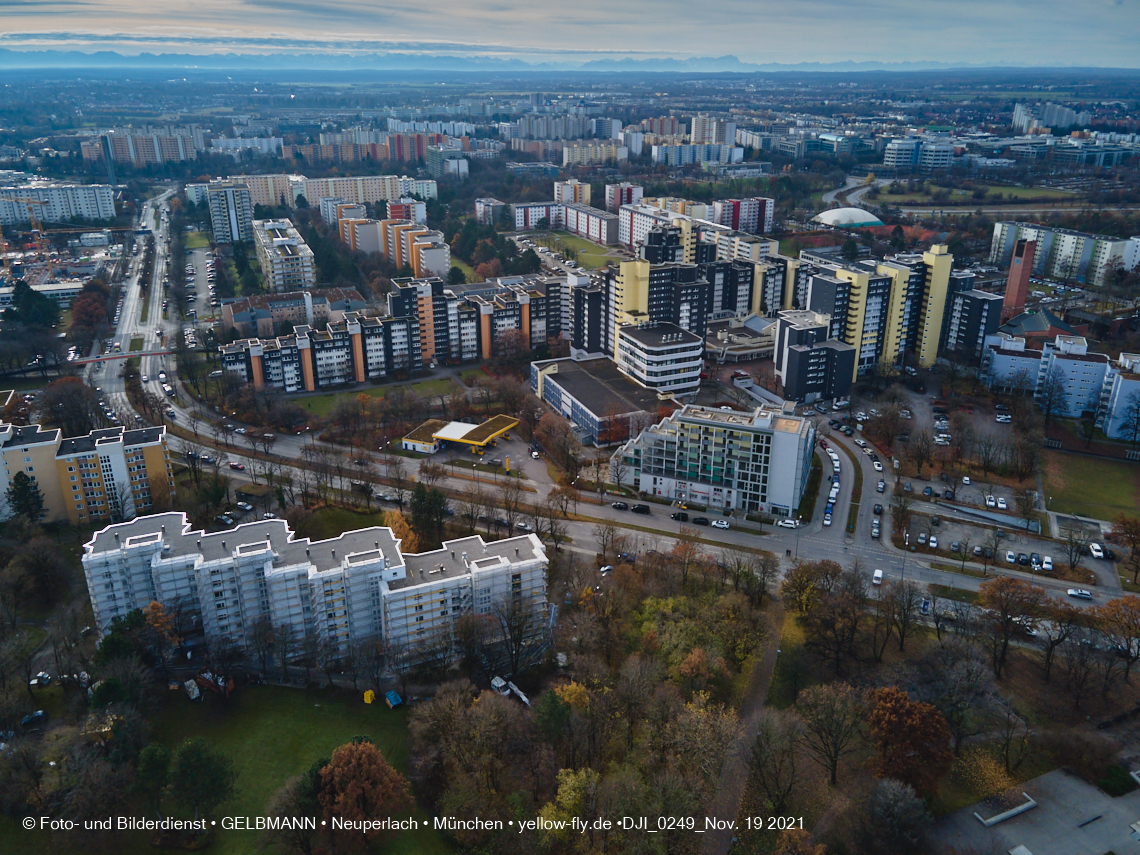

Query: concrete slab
left=932, top=768, right=1140, bottom=855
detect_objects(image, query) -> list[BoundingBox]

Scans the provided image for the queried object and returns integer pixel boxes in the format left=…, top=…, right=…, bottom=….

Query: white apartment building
left=81, top=513, right=548, bottom=659
left=207, top=181, right=255, bottom=244
left=612, top=404, right=816, bottom=517
left=1099, top=353, right=1140, bottom=440
left=0, top=181, right=115, bottom=225
left=983, top=332, right=1112, bottom=419
left=253, top=219, right=316, bottom=291
left=990, top=222, right=1136, bottom=289
left=614, top=322, right=704, bottom=397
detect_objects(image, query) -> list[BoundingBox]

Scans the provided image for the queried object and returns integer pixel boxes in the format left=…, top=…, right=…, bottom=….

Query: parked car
left=235, top=502, right=253, bottom=512
left=1043, top=555, right=1054, bottom=572
left=228, top=462, right=245, bottom=470
left=985, top=495, right=996, bottom=508
left=1090, top=543, right=1105, bottom=559
left=917, top=532, right=927, bottom=544
left=823, top=513, right=832, bottom=526
left=776, top=519, right=800, bottom=529
left=711, top=519, right=730, bottom=530
left=598, top=565, right=613, bottom=575
left=872, top=569, right=883, bottom=585
left=929, top=536, right=939, bottom=549
left=1067, top=588, right=1094, bottom=600
left=873, top=461, right=883, bottom=472
left=671, top=512, right=688, bottom=521
left=692, top=517, right=710, bottom=526
left=631, top=504, right=651, bottom=515
left=997, top=498, right=1008, bottom=510
left=611, top=502, right=629, bottom=510
left=877, top=480, right=886, bottom=493
left=21, top=711, right=47, bottom=729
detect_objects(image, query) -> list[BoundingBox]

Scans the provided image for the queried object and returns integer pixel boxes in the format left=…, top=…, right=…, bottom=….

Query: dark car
left=983, top=547, right=994, bottom=558
left=923, top=486, right=934, bottom=496
left=1017, top=553, right=1030, bottom=566
left=931, top=516, right=940, bottom=526
left=1105, top=548, right=1118, bottom=561
left=873, top=504, right=883, bottom=515
left=631, top=504, right=651, bottom=515
left=1030, top=552, right=1042, bottom=567
left=944, top=490, right=954, bottom=499
left=692, top=517, right=710, bottom=526
left=21, top=710, right=47, bottom=729
left=671, top=512, right=689, bottom=522
left=611, top=502, right=629, bottom=510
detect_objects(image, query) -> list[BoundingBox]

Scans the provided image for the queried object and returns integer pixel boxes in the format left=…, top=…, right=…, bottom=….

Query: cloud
left=0, top=0, right=1137, bottom=66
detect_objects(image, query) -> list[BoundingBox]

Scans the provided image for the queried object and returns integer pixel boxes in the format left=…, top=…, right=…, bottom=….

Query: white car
left=1067, top=588, right=1093, bottom=601
left=1090, top=543, right=1105, bottom=559
left=141, top=374, right=149, bottom=382
left=1043, top=555, right=1054, bottom=572
left=823, top=514, right=833, bottom=526
left=985, top=495, right=996, bottom=508
left=235, top=501, right=253, bottom=511
left=711, top=519, right=730, bottom=530
left=963, top=476, right=971, bottom=485
left=929, top=536, right=939, bottom=549
left=1006, top=550, right=1017, bottom=563
left=873, top=461, right=883, bottom=472
left=997, top=498, right=1008, bottom=510
left=776, top=519, right=800, bottom=529
left=854, top=439, right=867, bottom=447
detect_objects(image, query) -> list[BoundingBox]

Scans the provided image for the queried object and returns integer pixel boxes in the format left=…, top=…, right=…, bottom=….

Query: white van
left=872, top=569, right=883, bottom=586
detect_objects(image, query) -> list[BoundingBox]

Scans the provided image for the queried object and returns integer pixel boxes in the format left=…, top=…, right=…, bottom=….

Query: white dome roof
left=812, top=207, right=884, bottom=227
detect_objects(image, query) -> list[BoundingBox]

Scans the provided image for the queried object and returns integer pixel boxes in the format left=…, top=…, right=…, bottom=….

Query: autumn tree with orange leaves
left=866, top=687, right=953, bottom=796
left=319, top=738, right=413, bottom=850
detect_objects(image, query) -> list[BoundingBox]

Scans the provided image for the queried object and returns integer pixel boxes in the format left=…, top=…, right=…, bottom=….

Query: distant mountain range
left=0, top=48, right=1132, bottom=74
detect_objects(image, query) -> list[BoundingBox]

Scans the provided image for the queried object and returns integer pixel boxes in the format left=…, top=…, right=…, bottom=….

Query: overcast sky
left=1, top=0, right=1138, bottom=67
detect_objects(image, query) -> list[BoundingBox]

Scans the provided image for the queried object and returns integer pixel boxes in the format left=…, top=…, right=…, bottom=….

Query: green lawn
left=878, top=182, right=1081, bottom=206
left=450, top=258, right=476, bottom=283
left=128, top=336, right=144, bottom=352
left=1043, top=450, right=1140, bottom=521
left=0, top=686, right=452, bottom=855
left=183, top=230, right=211, bottom=249
left=297, top=378, right=459, bottom=418
left=542, top=231, right=621, bottom=269
left=302, top=505, right=389, bottom=540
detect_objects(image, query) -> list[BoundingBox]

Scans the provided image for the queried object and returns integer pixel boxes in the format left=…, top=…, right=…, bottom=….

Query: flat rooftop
left=396, top=533, right=544, bottom=590
left=539, top=357, right=665, bottom=415
left=617, top=323, right=703, bottom=349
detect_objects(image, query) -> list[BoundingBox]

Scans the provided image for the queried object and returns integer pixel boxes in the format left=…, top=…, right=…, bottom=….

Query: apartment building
left=649, top=144, right=744, bottom=166
left=940, top=282, right=1003, bottom=361
left=207, top=181, right=255, bottom=244
left=253, top=219, right=316, bottom=290
left=388, top=277, right=481, bottom=366
left=221, top=287, right=366, bottom=338
left=202, top=174, right=437, bottom=209
left=474, top=198, right=506, bottom=226
left=318, top=197, right=366, bottom=227
left=611, top=404, right=816, bottom=517
left=85, top=127, right=203, bottom=166
left=387, top=198, right=427, bottom=224
left=553, top=179, right=591, bottom=205
left=81, top=513, right=548, bottom=659
left=990, top=222, right=1136, bottom=289
left=1099, top=353, right=1140, bottom=440
left=689, top=115, right=737, bottom=145
left=605, top=182, right=644, bottom=213
left=0, top=181, right=116, bottom=226
left=773, top=310, right=856, bottom=403
left=0, top=418, right=174, bottom=525
left=375, top=219, right=451, bottom=278
left=220, top=312, right=421, bottom=392
left=562, top=141, right=628, bottom=166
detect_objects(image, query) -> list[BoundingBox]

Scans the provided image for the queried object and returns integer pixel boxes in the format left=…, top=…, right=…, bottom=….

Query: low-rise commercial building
left=531, top=357, right=665, bottom=446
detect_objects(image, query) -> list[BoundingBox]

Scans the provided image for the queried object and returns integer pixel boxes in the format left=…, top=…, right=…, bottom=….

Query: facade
left=553, top=179, right=591, bottom=205
left=0, top=419, right=173, bottom=525
left=562, top=203, right=618, bottom=245
left=221, top=311, right=422, bottom=392
left=605, top=183, right=644, bottom=213
left=253, top=219, right=317, bottom=290
left=711, top=197, right=775, bottom=234
left=81, top=513, right=548, bottom=659
left=990, top=222, right=1136, bottom=289
left=941, top=288, right=1004, bottom=360
left=207, top=181, right=255, bottom=244
left=1002, top=238, right=1036, bottom=321
left=1100, top=353, right=1140, bottom=440
left=612, top=404, right=816, bottom=517
left=773, top=310, right=856, bottom=403
left=650, top=144, right=744, bottom=166
left=474, top=198, right=506, bottom=226
left=882, top=138, right=956, bottom=171
left=512, top=202, right=563, bottom=231
left=614, top=323, right=704, bottom=398
left=689, top=115, right=737, bottom=146
left=0, top=181, right=116, bottom=226
left=562, top=141, right=628, bottom=166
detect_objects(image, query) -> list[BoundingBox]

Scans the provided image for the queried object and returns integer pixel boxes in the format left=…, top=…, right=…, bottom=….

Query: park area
left=183, top=230, right=211, bottom=250
left=1042, top=450, right=1140, bottom=521
left=541, top=231, right=623, bottom=268
left=0, top=686, right=452, bottom=855
left=873, top=181, right=1082, bottom=207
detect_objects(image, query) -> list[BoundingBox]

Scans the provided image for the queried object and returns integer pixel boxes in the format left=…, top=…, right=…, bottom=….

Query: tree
left=1109, top=514, right=1140, bottom=583
left=408, top=483, right=448, bottom=549
left=907, top=429, right=933, bottom=476
left=841, top=237, right=859, bottom=262
left=1015, top=490, right=1037, bottom=532
left=866, top=687, right=953, bottom=796
left=1038, top=366, right=1069, bottom=427
left=795, top=682, right=863, bottom=786
left=1062, top=525, right=1092, bottom=575
left=318, top=740, right=412, bottom=849
left=889, top=492, right=913, bottom=537
left=262, top=773, right=321, bottom=855
left=4, top=471, right=44, bottom=522
left=855, top=778, right=932, bottom=855
left=594, top=521, right=621, bottom=564
left=136, top=744, right=171, bottom=819
left=994, top=696, right=1032, bottom=775
left=886, top=580, right=923, bottom=652
left=977, top=576, right=1046, bottom=678
left=1037, top=602, right=1084, bottom=682
left=169, top=737, right=238, bottom=821
left=1099, top=595, right=1140, bottom=682
left=1116, top=391, right=1140, bottom=447
left=748, top=709, right=803, bottom=814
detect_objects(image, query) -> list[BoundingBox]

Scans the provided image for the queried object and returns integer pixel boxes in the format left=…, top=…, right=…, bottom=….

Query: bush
left=1097, top=764, right=1138, bottom=797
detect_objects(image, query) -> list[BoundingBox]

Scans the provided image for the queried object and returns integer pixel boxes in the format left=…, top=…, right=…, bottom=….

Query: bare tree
left=1062, top=525, right=1092, bottom=574
left=1038, top=366, right=1069, bottom=428
left=908, top=429, right=933, bottom=477
left=386, top=457, right=409, bottom=506
left=490, top=597, right=539, bottom=678
left=748, top=709, right=804, bottom=815
left=499, top=476, right=525, bottom=531
left=795, top=682, right=863, bottom=786
left=594, top=521, right=620, bottom=564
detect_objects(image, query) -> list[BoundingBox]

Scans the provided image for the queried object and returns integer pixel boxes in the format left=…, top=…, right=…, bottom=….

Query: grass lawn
left=409, top=377, right=460, bottom=398
left=878, top=183, right=1081, bottom=206
left=1043, top=450, right=1140, bottom=521
left=795, top=453, right=823, bottom=520
left=0, top=374, right=50, bottom=393
left=929, top=583, right=979, bottom=604
left=302, top=505, right=389, bottom=540
left=766, top=610, right=815, bottom=709
left=0, top=686, right=454, bottom=855
left=183, top=230, right=211, bottom=249
left=451, top=258, right=476, bottom=282
left=544, top=231, right=620, bottom=269
left=297, top=385, right=403, bottom=417
left=128, top=336, right=144, bottom=352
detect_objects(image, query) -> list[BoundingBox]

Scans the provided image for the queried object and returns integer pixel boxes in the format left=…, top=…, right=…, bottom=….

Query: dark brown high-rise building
left=1001, top=238, right=1035, bottom=321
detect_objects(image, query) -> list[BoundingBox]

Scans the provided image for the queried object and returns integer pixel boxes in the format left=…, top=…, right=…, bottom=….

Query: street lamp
left=472, top=462, right=479, bottom=485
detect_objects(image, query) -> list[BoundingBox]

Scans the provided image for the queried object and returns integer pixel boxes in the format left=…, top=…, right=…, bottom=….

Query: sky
left=1, top=0, right=1139, bottom=67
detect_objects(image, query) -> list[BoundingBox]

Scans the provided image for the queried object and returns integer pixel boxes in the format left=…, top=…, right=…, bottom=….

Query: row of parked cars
left=668, top=510, right=730, bottom=529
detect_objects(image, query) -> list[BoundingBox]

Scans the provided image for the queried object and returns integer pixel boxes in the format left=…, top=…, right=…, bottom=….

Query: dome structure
left=812, top=207, right=884, bottom=228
